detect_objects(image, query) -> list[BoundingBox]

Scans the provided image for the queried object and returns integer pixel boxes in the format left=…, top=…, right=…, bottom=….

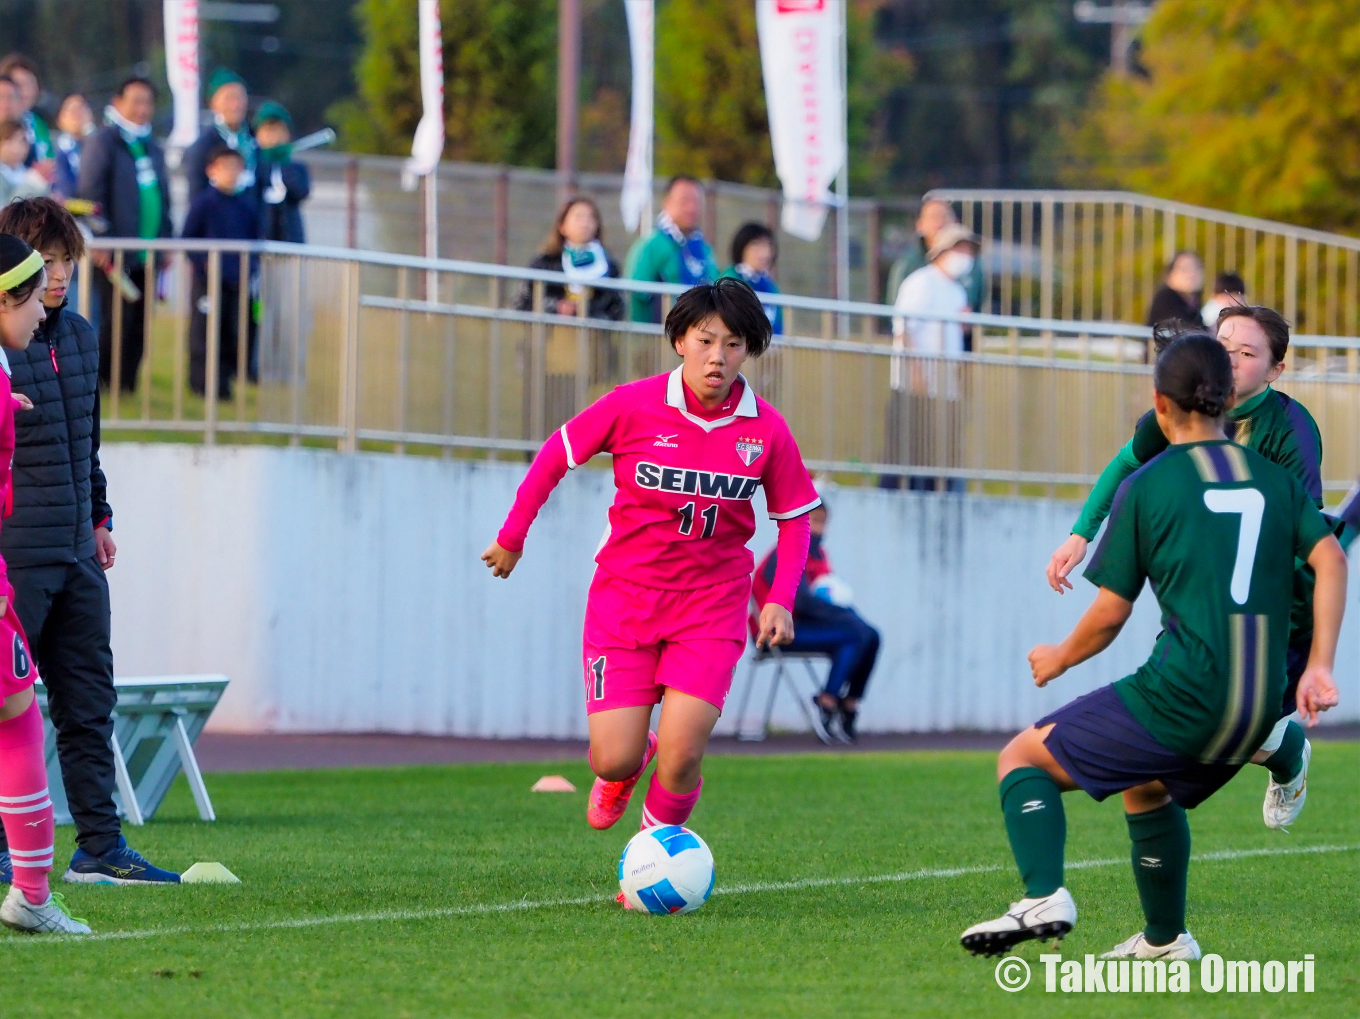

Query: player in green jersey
left=962, top=335, right=1346, bottom=960
left=1045, top=307, right=1330, bottom=829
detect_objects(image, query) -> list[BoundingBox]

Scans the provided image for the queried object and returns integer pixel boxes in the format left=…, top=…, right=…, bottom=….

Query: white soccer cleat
left=1101, top=930, right=1201, bottom=961
left=959, top=886, right=1076, bottom=956
left=1264, top=738, right=1311, bottom=830
left=0, top=885, right=91, bottom=935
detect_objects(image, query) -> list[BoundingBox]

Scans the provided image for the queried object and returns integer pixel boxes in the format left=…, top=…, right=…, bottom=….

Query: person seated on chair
left=752, top=502, right=879, bottom=741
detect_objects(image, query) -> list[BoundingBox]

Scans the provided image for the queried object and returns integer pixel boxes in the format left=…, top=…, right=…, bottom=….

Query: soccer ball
left=618, top=825, right=715, bottom=915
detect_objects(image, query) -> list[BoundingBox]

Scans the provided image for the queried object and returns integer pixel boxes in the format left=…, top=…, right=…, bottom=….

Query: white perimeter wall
left=99, top=444, right=1360, bottom=738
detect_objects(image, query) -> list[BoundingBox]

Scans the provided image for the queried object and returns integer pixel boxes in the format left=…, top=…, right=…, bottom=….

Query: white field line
left=9, top=841, right=1357, bottom=945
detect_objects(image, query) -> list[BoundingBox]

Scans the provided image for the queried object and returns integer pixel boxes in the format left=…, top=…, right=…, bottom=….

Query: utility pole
left=1073, top=1, right=1153, bottom=76
left=557, top=0, right=581, bottom=203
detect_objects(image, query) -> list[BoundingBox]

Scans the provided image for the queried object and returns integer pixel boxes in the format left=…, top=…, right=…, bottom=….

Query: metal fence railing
left=928, top=188, right=1360, bottom=336
left=82, top=238, right=1360, bottom=496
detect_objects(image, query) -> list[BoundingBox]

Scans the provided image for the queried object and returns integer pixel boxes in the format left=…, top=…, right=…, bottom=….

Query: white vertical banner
left=162, top=0, right=200, bottom=150
left=756, top=0, right=846, bottom=241
left=402, top=0, right=445, bottom=190
left=620, top=0, right=654, bottom=233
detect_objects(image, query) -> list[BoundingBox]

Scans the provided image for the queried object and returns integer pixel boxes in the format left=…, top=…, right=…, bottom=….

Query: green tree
left=330, top=0, right=557, bottom=167
left=1066, top=0, right=1360, bottom=232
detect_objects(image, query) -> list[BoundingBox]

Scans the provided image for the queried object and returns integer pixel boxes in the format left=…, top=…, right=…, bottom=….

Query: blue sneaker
left=0, top=851, right=10, bottom=884
left=63, top=837, right=180, bottom=885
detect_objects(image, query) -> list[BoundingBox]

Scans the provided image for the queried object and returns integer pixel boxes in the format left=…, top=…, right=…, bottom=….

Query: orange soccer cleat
left=587, top=731, right=657, bottom=830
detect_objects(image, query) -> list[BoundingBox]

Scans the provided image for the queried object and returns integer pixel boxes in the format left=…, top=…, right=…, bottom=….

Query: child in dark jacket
left=252, top=102, right=310, bottom=244
left=181, top=143, right=258, bottom=397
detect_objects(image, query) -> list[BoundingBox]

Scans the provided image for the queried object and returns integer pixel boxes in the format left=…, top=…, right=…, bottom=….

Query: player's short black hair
left=664, top=278, right=773, bottom=357
left=1215, top=304, right=1290, bottom=364
left=115, top=76, right=158, bottom=101
left=1214, top=271, right=1246, bottom=296
left=1154, top=333, right=1233, bottom=420
left=0, top=233, right=45, bottom=304
left=730, top=222, right=776, bottom=268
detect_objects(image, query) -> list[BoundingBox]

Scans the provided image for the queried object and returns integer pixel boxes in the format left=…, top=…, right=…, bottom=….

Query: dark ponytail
left=1153, top=333, right=1233, bottom=419
left=0, top=233, right=43, bottom=304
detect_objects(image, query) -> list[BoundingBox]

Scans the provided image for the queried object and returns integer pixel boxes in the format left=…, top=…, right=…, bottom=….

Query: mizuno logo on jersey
left=653, top=434, right=679, bottom=448
left=635, top=462, right=760, bottom=500
left=1140, top=856, right=1162, bottom=868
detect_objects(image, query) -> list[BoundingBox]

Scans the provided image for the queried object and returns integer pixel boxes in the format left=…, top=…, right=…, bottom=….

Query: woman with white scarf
left=516, top=197, right=624, bottom=321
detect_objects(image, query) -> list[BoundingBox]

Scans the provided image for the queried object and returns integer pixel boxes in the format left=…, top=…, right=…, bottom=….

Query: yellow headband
left=0, top=250, right=42, bottom=293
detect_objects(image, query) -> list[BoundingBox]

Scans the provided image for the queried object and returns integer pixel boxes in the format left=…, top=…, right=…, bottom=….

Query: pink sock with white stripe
left=640, top=773, right=702, bottom=830
left=0, top=698, right=53, bottom=905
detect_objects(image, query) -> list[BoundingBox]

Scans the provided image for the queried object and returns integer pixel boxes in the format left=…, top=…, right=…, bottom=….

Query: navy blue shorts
left=1037, top=684, right=1244, bottom=809
left=1281, top=641, right=1309, bottom=721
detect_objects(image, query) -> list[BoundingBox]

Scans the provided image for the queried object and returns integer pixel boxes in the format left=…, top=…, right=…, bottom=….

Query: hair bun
left=1192, top=381, right=1226, bottom=417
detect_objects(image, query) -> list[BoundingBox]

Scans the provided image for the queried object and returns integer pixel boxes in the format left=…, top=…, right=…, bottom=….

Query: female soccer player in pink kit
left=483, top=279, right=818, bottom=861
left=0, top=235, right=89, bottom=934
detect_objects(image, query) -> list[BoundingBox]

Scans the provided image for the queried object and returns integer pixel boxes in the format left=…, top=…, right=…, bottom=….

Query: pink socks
left=0, top=699, right=53, bottom=905
left=640, top=773, right=702, bottom=830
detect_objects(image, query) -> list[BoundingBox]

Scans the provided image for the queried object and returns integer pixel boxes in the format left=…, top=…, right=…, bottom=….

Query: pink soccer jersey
left=498, top=367, right=820, bottom=592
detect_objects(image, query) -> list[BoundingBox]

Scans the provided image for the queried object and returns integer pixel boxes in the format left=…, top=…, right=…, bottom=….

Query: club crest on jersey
left=734, top=437, right=764, bottom=467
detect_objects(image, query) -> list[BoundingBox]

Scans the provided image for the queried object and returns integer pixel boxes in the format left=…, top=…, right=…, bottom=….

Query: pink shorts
left=0, top=584, right=35, bottom=699
left=582, top=569, right=750, bottom=714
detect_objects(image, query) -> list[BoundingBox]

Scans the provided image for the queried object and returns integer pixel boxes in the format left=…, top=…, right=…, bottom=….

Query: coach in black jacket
left=0, top=197, right=178, bottom=882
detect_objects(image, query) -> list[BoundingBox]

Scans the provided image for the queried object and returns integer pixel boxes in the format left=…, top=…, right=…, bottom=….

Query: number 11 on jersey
left=677, top=501, right=718, bottom=538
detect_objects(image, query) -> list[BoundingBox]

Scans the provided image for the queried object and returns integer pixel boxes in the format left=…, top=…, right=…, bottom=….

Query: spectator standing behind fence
left=51, top=95, right=93, bottom=200
left=0, top=55, right=53, bottom=171
left=719, top=222, right=782, bottom=335
left=0, top=121, right=49, bottom=205
left=1201, top=271, right=1247, bottom=329
left=78, top=76, right=172, bottom=392
left=252, top=102, right=310, bottom=244
left=184, top=69, right=256, bottom=203
left=885, top=223, right=978, bottom=493
left=183, top=145, right=259, bottom=399
left=0, top=196, right=179, bottom=885
left=624, top=175, right=717, bottom=323
left=1146, top=250, right=1204, bottom=327
left=753, top=502, right=879, bottom=742
left=515, top=196, right=624, bottom=320
left=885, top=198, right=986, bottom=324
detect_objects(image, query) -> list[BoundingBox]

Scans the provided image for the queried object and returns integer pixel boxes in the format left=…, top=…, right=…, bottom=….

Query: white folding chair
left=731, top=611, right=835, bottom=743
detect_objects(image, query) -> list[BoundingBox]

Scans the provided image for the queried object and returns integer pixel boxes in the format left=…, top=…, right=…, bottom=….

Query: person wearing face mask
left=1147, top=251, right=1205, bottom=329
left=77, top=76, right=172, bottom=392
left=183, top=69, right=256, bottom=203
left=886, top=223, right=978, bottom=493
left=884, top=198, right=987, bottom=324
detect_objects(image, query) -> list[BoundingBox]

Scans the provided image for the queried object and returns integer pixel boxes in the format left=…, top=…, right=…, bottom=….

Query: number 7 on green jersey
left=1203, top=488, right=1264, bottom=605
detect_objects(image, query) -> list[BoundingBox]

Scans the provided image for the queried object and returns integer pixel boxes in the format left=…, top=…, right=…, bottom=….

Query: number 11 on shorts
left=590, top=656, right=606, bottom=700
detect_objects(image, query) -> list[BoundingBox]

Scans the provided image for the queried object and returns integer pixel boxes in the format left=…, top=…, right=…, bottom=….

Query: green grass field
left=7, top=744, right=1359, bottom=1018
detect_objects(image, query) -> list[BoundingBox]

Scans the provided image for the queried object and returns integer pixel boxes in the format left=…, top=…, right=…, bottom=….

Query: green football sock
left=1262, top=720, right=1306, bottom=783
left=999, top=767, right=1066, bottom=899
left=1126, top=802, right=1191, bottom=947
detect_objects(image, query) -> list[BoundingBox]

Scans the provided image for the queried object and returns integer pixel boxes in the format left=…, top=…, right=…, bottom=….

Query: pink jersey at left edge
left=504, top=367, right=820, bottom=592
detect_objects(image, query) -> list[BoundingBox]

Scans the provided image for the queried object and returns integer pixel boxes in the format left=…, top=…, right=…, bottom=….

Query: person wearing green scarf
left=76, top=75, right=171, bottom=391
left=0, top=54, right=53, bottom=166
left=184, top=68, right=257, bottom=202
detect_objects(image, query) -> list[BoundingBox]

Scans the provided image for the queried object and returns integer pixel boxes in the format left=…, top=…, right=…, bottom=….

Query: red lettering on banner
left=777, top=0, right=825, bottom=11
